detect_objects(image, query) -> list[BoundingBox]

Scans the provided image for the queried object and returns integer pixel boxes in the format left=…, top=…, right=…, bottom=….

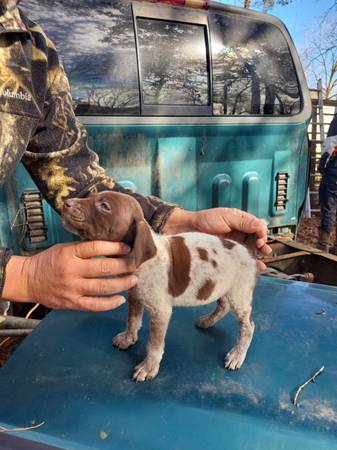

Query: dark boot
left=330, top=226, right=337, bottom=255
left=330, top=245, right=337, bottom=255
left=316, top=228, right=331, bottom=252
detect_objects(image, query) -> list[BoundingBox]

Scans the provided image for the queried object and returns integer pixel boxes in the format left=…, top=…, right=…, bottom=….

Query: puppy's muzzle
left=63, top=199, right=85, bottom=222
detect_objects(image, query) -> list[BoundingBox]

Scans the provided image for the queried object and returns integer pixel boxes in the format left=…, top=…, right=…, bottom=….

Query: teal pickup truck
left=0, top=0, right=311, bottom=255
left=1, top=1, right=336, bottom=450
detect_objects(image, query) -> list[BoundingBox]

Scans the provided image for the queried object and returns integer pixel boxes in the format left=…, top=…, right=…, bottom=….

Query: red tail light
left=138, top=0, right=209, bottom=9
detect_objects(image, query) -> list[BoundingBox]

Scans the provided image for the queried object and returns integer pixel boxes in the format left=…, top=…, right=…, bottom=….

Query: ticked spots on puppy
left=197, top=247, right=209, bottom=261
left=197, top=278, right=216, bottom=301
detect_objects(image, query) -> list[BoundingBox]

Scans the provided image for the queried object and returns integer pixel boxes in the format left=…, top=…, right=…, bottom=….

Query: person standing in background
left=317, top=111, right=337, bottom=253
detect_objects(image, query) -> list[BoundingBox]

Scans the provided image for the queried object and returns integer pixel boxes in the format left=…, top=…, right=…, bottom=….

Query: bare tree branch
left=300, top=6, right=337, bottom=99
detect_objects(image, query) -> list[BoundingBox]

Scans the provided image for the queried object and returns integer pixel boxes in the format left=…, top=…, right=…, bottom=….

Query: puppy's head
left=62, top=191, right=157, bottom=267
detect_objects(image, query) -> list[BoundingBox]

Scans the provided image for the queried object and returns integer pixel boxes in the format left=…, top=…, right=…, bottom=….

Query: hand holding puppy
left=2, top=241, right=137, bottom=311
left=163, top=207, right=271, bottom=271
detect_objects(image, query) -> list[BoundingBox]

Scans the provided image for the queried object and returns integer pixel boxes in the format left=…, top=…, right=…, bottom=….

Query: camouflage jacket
left=0, top=1, right=176, bottom=296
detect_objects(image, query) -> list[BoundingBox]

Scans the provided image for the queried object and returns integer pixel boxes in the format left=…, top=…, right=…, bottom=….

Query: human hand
left=195, top=208, right=271, bottom=271
left=163, top=207, right=271, bottom=271
left=3, top=241, right=137, bottom=311
left=195, top=208, right=270, bottom=250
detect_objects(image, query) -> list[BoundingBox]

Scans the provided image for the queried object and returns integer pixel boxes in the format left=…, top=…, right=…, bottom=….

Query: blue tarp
left=0, top=277, right=337, bottom=449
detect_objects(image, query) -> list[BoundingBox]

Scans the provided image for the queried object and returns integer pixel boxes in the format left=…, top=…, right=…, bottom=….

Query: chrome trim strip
left=78, top=113, right=311, bottom=126
left=141, top=105, right=212, bottom=116
left=132, top=2, right=209, bottom=25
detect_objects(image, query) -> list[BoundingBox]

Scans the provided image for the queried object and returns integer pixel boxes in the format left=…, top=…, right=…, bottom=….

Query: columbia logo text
left=0, top=89, right=32, bottom=102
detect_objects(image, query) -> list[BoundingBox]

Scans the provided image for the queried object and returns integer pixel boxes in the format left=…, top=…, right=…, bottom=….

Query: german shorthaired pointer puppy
left=62, top=191, right=258, bottom=382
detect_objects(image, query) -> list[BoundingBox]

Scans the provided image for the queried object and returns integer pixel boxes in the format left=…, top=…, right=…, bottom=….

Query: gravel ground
left=296, top=216, right=320, bottom=246
left=296, top=215, right=336, bottom=247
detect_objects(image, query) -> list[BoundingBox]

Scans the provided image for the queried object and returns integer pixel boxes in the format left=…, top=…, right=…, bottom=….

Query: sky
left=217, top=0, right=334, bottom=50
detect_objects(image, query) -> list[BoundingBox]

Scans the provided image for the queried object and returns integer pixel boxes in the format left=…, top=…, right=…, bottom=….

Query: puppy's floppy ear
left=130, top=220, right=157, bottom=268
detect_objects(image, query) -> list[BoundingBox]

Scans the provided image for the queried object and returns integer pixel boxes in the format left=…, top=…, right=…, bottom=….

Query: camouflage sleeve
left=0, top=13, right=42, bottom=184
left=0, top=112, right=37, bottom=185
left=22, top=61, right=176, bottom=233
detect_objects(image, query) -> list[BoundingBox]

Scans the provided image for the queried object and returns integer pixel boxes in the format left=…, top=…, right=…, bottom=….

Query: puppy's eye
left=99, top=201, right=111, bottom=213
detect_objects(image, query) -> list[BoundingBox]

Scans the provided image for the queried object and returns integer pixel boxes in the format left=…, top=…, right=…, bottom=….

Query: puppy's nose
left=64, top=199, right=78, bottom=208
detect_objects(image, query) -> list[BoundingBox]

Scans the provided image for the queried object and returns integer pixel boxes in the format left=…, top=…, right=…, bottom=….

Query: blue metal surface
left=0, top=277, right=337, bottom=449
left=0, top=121, right=309, bottom=254
left=87, top=123, right=309, bottom=227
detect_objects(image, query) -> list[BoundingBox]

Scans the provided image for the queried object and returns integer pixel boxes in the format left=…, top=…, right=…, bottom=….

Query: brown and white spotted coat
left=62, top=191, right=257, bottom=382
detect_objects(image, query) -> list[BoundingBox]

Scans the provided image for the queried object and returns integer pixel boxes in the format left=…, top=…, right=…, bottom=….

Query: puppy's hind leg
left=224, top=289, right=254, bottom=370
left=196, top=296, right=230, bottom=329
left=133, top=305, right=172, bottom=382
left=112, top=292, right=144, bottom=350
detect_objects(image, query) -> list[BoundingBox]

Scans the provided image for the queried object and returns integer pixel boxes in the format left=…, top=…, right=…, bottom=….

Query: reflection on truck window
left=21, top=0, right=140, bottom=116
left=210, top=13, right=301, bottom=116
left=137, top=18, right=209, bottom=106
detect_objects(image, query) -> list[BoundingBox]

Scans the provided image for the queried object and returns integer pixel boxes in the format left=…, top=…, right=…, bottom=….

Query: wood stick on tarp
left=0, top=421, right=45, bottom=433
left=293, top=366, right=325, bottom=407
left=0, top=315, right=40, bottom=330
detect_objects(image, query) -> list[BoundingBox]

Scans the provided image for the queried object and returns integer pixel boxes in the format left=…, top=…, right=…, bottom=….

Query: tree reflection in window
left=211, top=14, right=301, bottom=116
left=137, top=19, right=209, bottom=106
left=20, top=0, right=140, bottom=115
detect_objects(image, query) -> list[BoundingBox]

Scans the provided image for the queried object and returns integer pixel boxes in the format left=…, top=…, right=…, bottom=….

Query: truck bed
left=0, top=277, right=336, bottom=449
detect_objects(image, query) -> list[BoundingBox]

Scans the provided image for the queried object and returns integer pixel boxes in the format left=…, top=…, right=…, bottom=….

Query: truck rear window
left=136, top=18, right=209, bottom=107
left=210, top=13, right=301, bottom=116
left=20, top=0, right=302, bottom=118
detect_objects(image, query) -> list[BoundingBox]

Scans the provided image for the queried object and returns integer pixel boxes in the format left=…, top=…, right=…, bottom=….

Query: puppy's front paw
left=112, top=331, right=137, bottom=350
left=133, top=358, right=160, bottom=382
left=224, top=347, right=246, bottom=371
